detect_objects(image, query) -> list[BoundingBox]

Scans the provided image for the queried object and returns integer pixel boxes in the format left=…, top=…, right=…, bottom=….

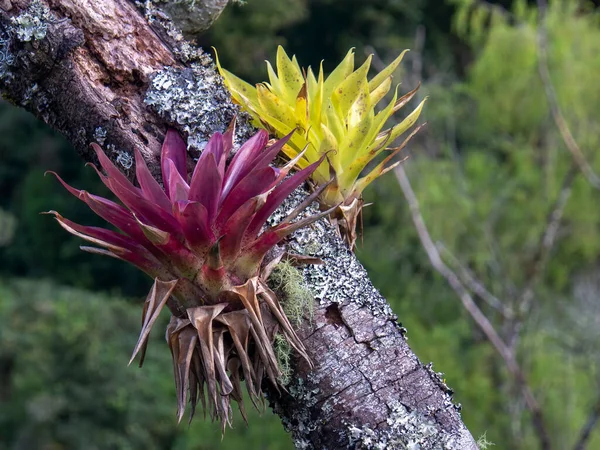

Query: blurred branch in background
left=374, top=6, right=600, bottom=447
left=0, top=207, right=16, bottom=247
left=369, top=30, right=553, bottom=447
left=574, top=398, right=600, bottom=450
left=511, top=165, right=576, bottom=348
left=536, top=0, right=600, bottom=190
left=436, top=242, right=513, bottom=318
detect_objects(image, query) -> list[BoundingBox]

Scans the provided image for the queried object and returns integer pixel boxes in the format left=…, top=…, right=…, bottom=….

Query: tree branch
left=518, top=166, right=576, bottom=317
left=573, top=394, right=600, bottom=450
left=436, top=242, right=513, bottom=318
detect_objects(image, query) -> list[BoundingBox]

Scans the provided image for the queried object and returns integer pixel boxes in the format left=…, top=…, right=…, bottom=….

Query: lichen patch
left=11, top=0, right=51, bottom=42
left=144, top=62, right=254, bottom=152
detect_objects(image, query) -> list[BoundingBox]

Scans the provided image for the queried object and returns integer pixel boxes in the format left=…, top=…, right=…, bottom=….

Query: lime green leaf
left=266, top=61, right=283, bottom=99
left=216, top=58, right=260, bottom=109
left=386, top=97, right=427, bottom=143
left=307, top=65, right=324, bottom=130
left=331, top=55, right=372, bottom=121
left=276, top=46, right=304, bottom=104
left=256, top=84, right=297, bottom=128
left=294, top=83, right=309, bottom=130
left=353, top=124, right=425, bottom=195
left=369, top=76, right=393, bottom=107
left=323, top=48, right=355, bottom=103
left=368, top=50, right=408, bottom=92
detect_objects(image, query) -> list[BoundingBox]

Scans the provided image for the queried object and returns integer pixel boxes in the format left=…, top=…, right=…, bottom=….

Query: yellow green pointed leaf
left=353, top=123, right=425, bottom=195
left=368, top=49, right=408, bottom=92
left=276, top=46, right=304, bottom=104
left=351, top=85, right=400, bottom=164
left=266, top=61, right=283, bottom=99
left=215, top=51, right=260, bottom=108
left=323, top=48, right=355, bottom=101
left=294, top=83, right=309, bottom=130
left=331, top=55, right=372, bottom=121
left=386, top=97, right=427, bottom=143
left=216, top=45, right=425, bottom=229
left=308, top=64, right=325, bottom=129
left=369, top=76, right=393, bottom=107
left=256, top=84, right=296, bottom=128
left=319, top=123, right=340, bottom=181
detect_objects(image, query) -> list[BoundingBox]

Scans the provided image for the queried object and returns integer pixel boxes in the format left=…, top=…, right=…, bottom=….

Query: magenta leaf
left=189, top=152, right=222, bottom=224
left=134, top=148, right=171, bottom=211
left=161, top=129, right=189, bottom=196
left=104, top=176, right=183, bottom=237
left=174, top=201, right=215, bottom=253
left=219, top=198, right=258, bottom=263
left=246, top=156, right=325, bottom=239
left=250, top=130, right=293, bottom=172
left=92, top=143, right=141, bottom=196
left=221, top=130, right=269, bottom=199
left=166, top=159, right=191, bottom=203
left=216, top=166, right=279, bottom=230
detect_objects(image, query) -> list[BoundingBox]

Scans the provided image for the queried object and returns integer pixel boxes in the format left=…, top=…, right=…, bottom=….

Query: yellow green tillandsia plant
left=216, top=46, right=426, bottom=249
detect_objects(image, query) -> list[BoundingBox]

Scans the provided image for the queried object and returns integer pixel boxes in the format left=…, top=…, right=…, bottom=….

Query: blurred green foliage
left=0, top=102, right=148, bottom=296
left=1, top=0, right=600, bottom=449
left=0, top=279, right=291, bottom=450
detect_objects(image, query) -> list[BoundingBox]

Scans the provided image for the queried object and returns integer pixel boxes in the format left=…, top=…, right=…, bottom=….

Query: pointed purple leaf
left=222, top=119, right=236, bottom=160
left=80, top=245, right=169, bottom=279
left=189, top=152, right=222, bottom=224
left=49, top=211, right=151, bottom=256
left=216, top=166, right=279, bottom=231
left=196, top=132, right=225, bottom=179
left=246, top=156, right=325, bottom=240
left=135, top=218, right=199, bottom=277
left=92, top=143, right=141, bottom=195
left=48, top=212, right=165, bottom=276
left=47, top=171, right=150, bottom=244
left=219, top=198, right=258, bottom=263
left=78, top=192, right=157, bottom=248
left=166, top=159, right=190, bottom=203
left=134, top=148, right=171, bottom=211
left=173, top=201, right=215, bottom=253
left=221, top=130, right=269, bottom=200
left=104, top=176, right=183, bottom=237
left=161, top=129, right=188, bottom=196
left=250, top=131, right=294, bottom=173
left=244, top=204, right=337, bottom=266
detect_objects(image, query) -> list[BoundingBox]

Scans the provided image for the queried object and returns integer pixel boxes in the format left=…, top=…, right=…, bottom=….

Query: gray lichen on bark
left=347, top=401, right=466, bottom=450
left=144, top=60, right=254, bottom=151
left=10, top=0, right=50, bottom=42
left=0, top=2, right=84, bottom=120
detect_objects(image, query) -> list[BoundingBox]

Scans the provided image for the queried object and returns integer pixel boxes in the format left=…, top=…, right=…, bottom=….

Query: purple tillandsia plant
left=46, top=122, right=335, bottom=430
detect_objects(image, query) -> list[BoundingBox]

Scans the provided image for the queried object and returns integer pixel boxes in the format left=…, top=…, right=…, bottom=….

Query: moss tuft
left=268, top=260, right=314, bottom=326
left=274, top=333, right=292, bottom=385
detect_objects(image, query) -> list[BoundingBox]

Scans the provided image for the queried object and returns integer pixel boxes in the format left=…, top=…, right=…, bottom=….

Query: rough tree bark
left=0, top=1, right=478, bottom=448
